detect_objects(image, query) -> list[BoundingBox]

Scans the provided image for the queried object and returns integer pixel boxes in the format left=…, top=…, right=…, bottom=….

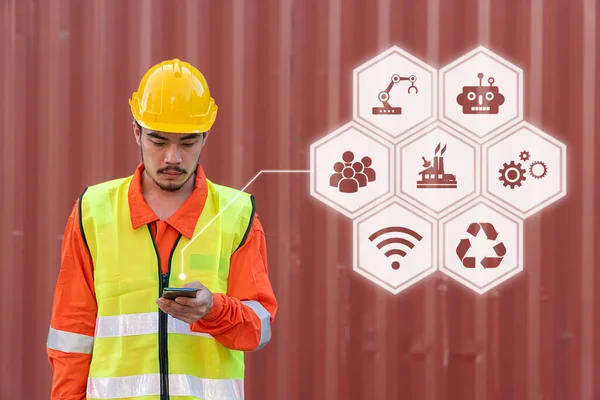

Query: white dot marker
left=179, top=273, right=186, bottom=281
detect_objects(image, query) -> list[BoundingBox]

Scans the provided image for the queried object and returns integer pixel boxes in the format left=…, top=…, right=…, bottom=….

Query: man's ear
left=133, top=120, right=142, bottom=145
left=202, top=131, right=210, bottom=145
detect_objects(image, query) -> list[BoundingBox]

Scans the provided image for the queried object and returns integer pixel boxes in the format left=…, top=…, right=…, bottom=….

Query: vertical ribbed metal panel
left=0, top=1, right=598, bottom=399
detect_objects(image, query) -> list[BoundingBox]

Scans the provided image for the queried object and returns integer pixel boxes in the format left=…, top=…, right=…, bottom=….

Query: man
left=46, top=59, right=278, bottom=400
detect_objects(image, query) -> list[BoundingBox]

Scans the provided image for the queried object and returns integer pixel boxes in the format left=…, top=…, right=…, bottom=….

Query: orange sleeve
left=47, top=199, right=97, bottom=400
left=190, top=213, right=278, bottom=351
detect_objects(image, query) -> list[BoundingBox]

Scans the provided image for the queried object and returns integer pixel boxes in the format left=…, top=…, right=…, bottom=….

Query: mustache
left=157, top=166, right=187, bottom=174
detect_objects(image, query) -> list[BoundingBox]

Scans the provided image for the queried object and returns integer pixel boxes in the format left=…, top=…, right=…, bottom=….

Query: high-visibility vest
left=79, top=174, right=257, bottom=399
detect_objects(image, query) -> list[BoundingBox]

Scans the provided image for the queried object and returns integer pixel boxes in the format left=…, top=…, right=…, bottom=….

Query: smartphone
left=162, top=287, right=199, bottom=300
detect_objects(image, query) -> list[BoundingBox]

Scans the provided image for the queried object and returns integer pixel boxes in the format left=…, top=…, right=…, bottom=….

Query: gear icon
left=519, top=150, right=530, bottom=162
left=529, top=161, right=547, bottom=179
left=499, top=161, right=527, bottom=189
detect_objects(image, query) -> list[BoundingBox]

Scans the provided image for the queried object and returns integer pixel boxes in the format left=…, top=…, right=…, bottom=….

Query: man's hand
left=156, top=281, right=214, bottom=324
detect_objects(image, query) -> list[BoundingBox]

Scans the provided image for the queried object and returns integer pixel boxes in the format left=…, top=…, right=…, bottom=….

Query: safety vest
left=79, top=174, right=256, bottom=400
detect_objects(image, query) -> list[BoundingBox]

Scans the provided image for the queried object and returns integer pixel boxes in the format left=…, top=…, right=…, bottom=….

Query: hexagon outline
left=438, top=46, right=524, bottom=144
left=309, top=120, right=395, bottom=219
left=352, top=45, right=438, bottom=144
left=352, top=196, right=438, bottom=294
left=438, top=196, right=524, bottom=295
left=395, top=120, right=482, bottom=219
left=482, top=121, right=568, bottom=219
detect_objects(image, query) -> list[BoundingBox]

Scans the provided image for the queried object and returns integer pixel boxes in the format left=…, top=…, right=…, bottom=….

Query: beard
left=152, top=172, right=192, bottom=192
left=140, top=146, right=198, bottom=192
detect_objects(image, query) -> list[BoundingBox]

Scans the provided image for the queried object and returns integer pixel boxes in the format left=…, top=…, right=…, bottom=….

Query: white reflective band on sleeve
left=241, top=300, right=271, bottom=350
left=87, top=373, right=244, bottom=399
left=46, top=327, right=94, bottom=354
left=94, top=312, right=213, bottom=338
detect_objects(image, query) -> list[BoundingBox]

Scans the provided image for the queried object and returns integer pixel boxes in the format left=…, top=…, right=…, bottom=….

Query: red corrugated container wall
left=1, top=0, right=599, bottom=399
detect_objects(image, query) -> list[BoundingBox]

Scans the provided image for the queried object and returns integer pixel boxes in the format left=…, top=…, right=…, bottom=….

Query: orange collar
left=128, top=163, right=208, bottom=239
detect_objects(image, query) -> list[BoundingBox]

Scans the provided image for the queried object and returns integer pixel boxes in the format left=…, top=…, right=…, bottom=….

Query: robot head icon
left=456, top=72, right=505, bottom=114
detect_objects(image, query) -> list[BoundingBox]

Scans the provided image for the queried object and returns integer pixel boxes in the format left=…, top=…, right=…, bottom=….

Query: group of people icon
left=329, top=151, right=376, bottom=193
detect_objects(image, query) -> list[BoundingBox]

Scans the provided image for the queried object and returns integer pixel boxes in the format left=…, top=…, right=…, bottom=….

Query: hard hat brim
left=134, top=117, right=216, bottom=134
left=129, top=98, right=217, bottom=134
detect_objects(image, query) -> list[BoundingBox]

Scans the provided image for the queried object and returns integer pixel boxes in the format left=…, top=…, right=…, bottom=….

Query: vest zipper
left=148, top=226, right=169, bottom=400
left=148, top=225, right=183, bottom=400
left=148, top=226, right=181, bottom=400
left=159, top=271, right=169, bottom=400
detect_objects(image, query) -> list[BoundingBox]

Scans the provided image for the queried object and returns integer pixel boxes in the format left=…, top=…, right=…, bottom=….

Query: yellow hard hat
left=129, top=58, right=217, bottom=133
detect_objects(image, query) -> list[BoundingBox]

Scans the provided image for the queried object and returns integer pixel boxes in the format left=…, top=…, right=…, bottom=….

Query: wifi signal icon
left=368, top=226, right=423, bottom=270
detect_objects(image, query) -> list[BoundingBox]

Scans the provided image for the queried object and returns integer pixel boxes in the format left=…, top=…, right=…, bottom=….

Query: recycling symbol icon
left=455, top=222, right=506, bottom=269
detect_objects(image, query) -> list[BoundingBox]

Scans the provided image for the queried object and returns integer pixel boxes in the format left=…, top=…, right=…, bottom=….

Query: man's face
left=134, top=122, right=207, bottom=192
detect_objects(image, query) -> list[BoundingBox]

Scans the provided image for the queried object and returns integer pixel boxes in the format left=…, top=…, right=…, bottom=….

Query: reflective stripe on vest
left=94, top=300, right=270, bottom=349
left=87, top=374, right=243, bottom=399
left=94, top=312, right=213, bottom=338
left=79, top=175, right=255, bottom=399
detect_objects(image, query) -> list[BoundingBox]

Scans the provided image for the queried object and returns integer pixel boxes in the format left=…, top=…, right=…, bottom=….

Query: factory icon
left=416, top=143, right=458, bottom=189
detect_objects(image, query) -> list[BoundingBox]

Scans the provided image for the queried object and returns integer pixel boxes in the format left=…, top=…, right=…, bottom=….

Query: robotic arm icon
left=372, top=74, right=418, bottom=115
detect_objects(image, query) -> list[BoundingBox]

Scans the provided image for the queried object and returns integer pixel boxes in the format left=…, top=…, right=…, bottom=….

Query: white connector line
left=178, top=169, right=311, bottom=279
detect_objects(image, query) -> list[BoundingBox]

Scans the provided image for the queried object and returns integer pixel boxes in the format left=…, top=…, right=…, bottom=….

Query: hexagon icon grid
left=396, top=121, right=481, bottom=218
left=353, top=46, right=438, bottom=144
left=353, top=199, right=438, bottom=294
left=310, top=121, right=394, bottom=219
left=439, top=46, right=524, bottom=143
left=439, top=198, right=523, bottom=294
left=483, top=121, right=567, bottom=219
